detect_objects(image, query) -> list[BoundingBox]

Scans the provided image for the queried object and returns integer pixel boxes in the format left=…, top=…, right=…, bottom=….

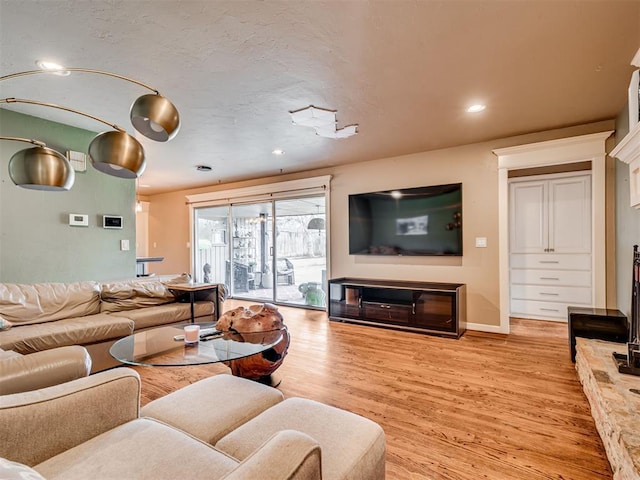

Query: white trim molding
left=493, top=131, right=612, bottom=334
left=609, top=46, right=640, bottom=209
left=186, top=175, right=332, bottom=206
left=611, top=123, right=640, bottom=209
left=466, top=322, right=507, bottom=334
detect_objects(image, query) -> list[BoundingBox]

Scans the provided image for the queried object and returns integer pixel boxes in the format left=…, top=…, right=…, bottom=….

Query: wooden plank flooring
left=133, top=301, right=611, bottom=480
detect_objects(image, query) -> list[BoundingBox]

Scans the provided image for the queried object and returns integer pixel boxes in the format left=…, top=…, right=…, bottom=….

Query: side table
left=168, top=283, right=220, bottom=324
left=568, top=306, right=628, bottom=362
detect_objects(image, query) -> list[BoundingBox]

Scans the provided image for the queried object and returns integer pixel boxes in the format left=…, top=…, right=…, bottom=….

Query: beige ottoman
left=215, top=397, right=386, bottom=480
left=140, top=373, right=284, bottom=444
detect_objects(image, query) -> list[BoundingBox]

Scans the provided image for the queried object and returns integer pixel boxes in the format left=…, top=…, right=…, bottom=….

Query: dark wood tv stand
left=328, top=278, right=466, bottom=338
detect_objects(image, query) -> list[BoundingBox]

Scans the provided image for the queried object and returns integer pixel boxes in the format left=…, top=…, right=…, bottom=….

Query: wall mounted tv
left=348, top=183, right=463, bottom=256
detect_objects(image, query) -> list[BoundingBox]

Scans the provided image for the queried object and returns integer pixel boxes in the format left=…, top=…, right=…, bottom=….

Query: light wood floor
left=133, top=301, right=611, bottom=480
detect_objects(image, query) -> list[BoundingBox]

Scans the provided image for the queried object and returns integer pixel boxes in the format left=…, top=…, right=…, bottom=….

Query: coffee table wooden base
left=227, top=328, right=290, bottom=383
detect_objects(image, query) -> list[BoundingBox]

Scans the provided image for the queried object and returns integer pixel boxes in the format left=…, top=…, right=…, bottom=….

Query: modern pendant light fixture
left=0, top=97, right=146, bottom=179
left=130, top=93, right=179, bottom=142
left=0, top=136, right=75, bottom=191
left=1, top=66, right=180, bottom=142
left=0, top=64, right=180, bottom=190
left=88, top=130, right=145, bottom=179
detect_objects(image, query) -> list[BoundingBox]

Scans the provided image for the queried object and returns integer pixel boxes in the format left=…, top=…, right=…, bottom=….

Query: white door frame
left=493, top=131, right=612, bottom=334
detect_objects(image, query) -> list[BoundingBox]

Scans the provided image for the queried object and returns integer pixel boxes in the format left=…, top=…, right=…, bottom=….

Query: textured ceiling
left=1, top=0, right=639, bottom=194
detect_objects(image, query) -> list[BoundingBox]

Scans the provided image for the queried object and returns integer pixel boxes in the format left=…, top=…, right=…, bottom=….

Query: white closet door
left=548, top=175, right=591, bottom=254
left=509, top=181, right=548, bottom=253
left=509, top=172, right=593, bottom=321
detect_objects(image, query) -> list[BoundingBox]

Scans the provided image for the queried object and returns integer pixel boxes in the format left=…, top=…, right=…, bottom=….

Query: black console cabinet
left=568, top=306, right=628, bottom=362
left=328, top=278, right=466, bottom=338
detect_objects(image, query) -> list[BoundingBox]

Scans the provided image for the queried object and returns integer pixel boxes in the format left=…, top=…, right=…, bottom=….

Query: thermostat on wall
left=69, top=214, right=89, bottom=227
left=102, top=215, right=123, bottom=229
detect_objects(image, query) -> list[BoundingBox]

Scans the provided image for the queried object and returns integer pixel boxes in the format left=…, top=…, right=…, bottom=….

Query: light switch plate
left=120, top=240, right=130, bottom=251
left=475, top=237, right=487, bottom=248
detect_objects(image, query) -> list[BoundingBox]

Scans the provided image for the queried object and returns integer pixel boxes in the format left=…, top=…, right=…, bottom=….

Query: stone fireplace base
left=575, top=338, right=640, bottom=480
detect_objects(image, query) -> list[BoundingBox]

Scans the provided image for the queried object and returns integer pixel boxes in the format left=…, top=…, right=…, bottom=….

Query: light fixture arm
left=0, top=136, right=46, bottom=148
left=1, top=67, right=179, bottom=142
left=0, top=98, right=125, bottom=132
left=0, top=68, right=159, bottom=94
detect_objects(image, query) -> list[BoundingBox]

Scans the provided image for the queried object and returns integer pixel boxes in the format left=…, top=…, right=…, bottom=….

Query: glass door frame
left=187, top=176, right=331, bottom=310
left=229, top=202, right=274, bottom=302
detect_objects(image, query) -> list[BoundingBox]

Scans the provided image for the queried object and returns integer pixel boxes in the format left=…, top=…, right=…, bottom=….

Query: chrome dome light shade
left=130, top=94, right=180, bottom=142
left=88, top=130, right=146, bottom=179
left=8, top=146, right=75, bottom=191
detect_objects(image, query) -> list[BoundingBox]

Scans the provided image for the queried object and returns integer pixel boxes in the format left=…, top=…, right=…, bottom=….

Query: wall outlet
left=120, top=239, right=130, bottom=251
left=475, top=237, right=487, bottom=248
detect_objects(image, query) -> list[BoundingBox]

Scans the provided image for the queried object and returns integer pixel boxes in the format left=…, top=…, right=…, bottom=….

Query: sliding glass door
left=273, top=197, right=326, bottom=307
left=230, top=203, right=273, bottom=301
left=193, top=205, right=229, bottom=285
left=193, top=195, right=326, bottom=308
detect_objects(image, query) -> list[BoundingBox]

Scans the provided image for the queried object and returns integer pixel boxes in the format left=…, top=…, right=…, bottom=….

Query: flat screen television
left=348, top=183, right=463, bottom=256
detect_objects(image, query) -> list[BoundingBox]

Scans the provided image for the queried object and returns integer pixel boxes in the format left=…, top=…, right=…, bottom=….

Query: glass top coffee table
left=110, top=323, right=286, bottom=368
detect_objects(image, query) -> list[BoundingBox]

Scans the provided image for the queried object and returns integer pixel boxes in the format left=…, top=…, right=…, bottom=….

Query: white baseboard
left=466, top=322, right=508, bottom=334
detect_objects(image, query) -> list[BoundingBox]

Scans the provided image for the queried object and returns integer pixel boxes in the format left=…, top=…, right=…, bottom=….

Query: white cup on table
left=184, top=325, right=200, bottom=344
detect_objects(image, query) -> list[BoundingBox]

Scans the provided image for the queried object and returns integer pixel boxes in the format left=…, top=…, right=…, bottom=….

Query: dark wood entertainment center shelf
left=328, top=278, right=466, bottom=338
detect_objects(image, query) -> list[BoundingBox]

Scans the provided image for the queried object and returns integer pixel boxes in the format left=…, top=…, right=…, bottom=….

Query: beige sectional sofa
left=0, top=368, right=386, bottom=479
left=0, top=345, right=92, bottom=395
left=0, top=278, right=223, bottom=372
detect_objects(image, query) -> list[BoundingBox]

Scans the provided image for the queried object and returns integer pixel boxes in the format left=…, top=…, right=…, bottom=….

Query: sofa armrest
left=0, top=367, right=140, bottom=467
left=0, top=346, right=92, bottom=395
left=222, top=430, right=321, bottom=480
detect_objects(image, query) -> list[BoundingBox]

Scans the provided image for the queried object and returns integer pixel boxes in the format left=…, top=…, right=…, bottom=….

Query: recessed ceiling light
left=390, top=191, right=402, bottom=199
left=272, top=149, right=285, bottom=155
left=466, top=104, right=486, bottom=113
left=35, top=60, right=70, bottom=76
left=196, top=165, right=212, bottom=172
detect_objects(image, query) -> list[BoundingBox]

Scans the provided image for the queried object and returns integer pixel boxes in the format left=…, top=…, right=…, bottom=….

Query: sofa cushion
left=216, top=397, right=386, bottom=480
left=100, top=280, right=176, bottom=313
left=0, top=282, right=101, bottom=325
left=35, top=418, right=239, bottom=480
left=141, top=374, right=284, bottom=444
left=109, top=301, right=214, bottom=330
left=0, top=314, right=134, bottom=354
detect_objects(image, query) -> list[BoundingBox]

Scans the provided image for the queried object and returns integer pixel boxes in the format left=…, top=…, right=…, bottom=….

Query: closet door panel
left=548, top=175, right=591, bottom=254
left=509, top=181, right=547, bottom=254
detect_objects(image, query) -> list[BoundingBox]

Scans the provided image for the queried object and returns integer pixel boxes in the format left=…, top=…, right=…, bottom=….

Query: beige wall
left=148, top=120, right=614, bottom=328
